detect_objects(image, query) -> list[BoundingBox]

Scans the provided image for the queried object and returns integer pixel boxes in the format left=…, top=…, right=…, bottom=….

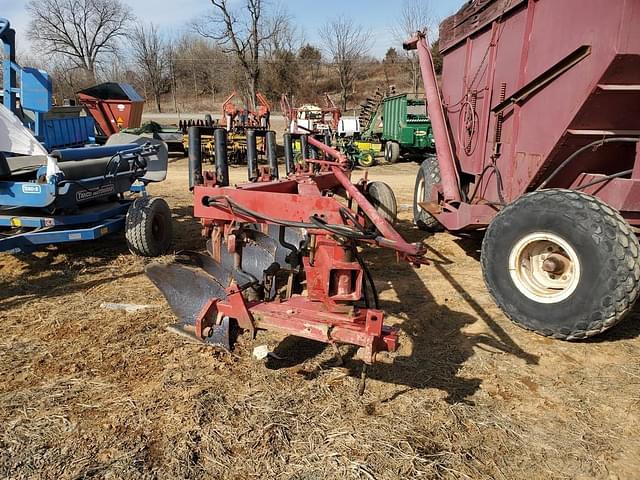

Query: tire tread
left=414, top=157, right=443, bottom=231
left=481, top=189, right=640, bottom=340
left=125, top=196, right=172, bottom=257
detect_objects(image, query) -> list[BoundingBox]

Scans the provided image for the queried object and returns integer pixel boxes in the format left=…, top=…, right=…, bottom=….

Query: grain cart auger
left=146, top=127, right=426, bottom=373
left=407, top=0, right=640, bottom=340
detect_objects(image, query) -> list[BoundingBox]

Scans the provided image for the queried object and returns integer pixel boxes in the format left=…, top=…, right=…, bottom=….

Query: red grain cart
left=408, top=0, right=640, bottom=339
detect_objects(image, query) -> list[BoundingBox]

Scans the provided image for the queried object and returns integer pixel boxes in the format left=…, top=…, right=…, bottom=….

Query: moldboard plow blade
left=145, top=258, right=231, bottom=349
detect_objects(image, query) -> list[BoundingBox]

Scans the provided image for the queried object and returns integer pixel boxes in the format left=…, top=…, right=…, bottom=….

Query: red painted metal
left=191, top=293, right=399, bottom=365
left=307, top=135, right=425, bottom=261
left=77, top=83, right=144, bottom=136
left=189, top=136, right=425, bottom=364
left=412, top=0, right=640, bottom=230
left=221, top=90, right=271, bottom=128
left=404, top=33, right=461, bottom=203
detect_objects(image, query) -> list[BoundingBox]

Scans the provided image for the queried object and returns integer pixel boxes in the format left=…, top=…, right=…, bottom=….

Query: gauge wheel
left=365, top=181, right=398, bottom=227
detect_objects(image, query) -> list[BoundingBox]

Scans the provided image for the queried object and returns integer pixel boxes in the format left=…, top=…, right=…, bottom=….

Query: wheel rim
left=416, top=176, right=426, bottom=205
left=359, top=154, right=374, bottom=167
left=508, top=232, right=581, bottom=304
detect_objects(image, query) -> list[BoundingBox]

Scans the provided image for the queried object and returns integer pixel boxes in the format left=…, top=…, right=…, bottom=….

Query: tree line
left=23, top=0, right=441, bottom=114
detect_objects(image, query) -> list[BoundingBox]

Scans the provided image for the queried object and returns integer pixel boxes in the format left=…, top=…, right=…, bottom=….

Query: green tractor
left=334, top=138, right=380, bottom=168
left=360, top=92, right=435, bottom=163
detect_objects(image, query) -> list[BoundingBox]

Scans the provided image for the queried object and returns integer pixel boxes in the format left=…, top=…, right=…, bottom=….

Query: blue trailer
left=0, top=112, right=173, bottom=255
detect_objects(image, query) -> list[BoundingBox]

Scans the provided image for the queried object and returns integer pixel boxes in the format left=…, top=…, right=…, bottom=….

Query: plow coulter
left=147, top=127, right=426, bottom=375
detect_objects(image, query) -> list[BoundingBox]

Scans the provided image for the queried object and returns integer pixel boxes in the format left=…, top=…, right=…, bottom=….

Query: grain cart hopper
left=408, top=0, right=640, bottom=339
left=78, top=82, right=185, bottom=153
left=146, top=126, right=426, bottom=387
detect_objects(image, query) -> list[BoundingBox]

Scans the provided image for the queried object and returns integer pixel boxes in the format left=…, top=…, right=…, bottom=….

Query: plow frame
left=181, top=126, right=425, bottom=363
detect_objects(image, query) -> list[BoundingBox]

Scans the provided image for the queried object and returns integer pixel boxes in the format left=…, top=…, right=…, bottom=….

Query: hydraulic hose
left=538, top=137, right=639, bottom=190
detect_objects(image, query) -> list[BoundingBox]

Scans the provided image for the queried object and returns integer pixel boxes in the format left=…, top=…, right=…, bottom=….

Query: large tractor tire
left=413, top=156, right=443, bottom=232
left=384, top=141, right=400, bottom=163
left=126, top=196, right=173, bottom=257
left=481, top=189, right=640, bottom=340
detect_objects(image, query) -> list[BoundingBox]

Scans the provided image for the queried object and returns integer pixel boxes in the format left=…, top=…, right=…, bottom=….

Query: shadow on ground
left=266, top=220, right=540, bottom=403
left=0, top=236, right=137, bottom=310
left=0, top=202, right=199, bottom=310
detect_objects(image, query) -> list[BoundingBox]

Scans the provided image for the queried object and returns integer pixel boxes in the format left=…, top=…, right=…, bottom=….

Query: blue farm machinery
left=1, top=18, right=96, bottom=150
left=0, top=18, right=172, bottom=255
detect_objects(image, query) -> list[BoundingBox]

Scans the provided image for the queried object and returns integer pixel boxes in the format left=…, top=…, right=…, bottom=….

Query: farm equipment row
left=178, top=91, right=272, bottom=163
left=5, top=0, right=640, bottom=385
left=280, top=93, right=381, bottom=167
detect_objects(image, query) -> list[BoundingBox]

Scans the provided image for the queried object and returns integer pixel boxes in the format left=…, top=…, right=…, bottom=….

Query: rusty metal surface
left=421, top=0, right=640, bottom=230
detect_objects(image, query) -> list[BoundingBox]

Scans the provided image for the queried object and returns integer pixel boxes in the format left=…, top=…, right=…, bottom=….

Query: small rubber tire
left=125, top=196, right=173, bottom=257
left=384, top=142, right=400, bottom=163
left=413, top=156, right=443, bottom=232
left=358, top=152, right=376, bottom=168
left=481, top=189, right=640, bottom=340
left=366, top=181, right=398, bottom=227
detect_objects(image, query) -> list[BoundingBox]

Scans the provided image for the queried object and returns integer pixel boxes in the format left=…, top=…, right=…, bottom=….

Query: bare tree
left=131, top=24, right=166, bottom=113
left=165, top=42, right=179, bottom=114
left=393, top=0, right=439, bottom=94
left=261, top=12, right=302, bottom=104
left=194, top=0, right=284, bottom=110
left=26, top=0, right=133, bottom=81
left=319, top=18, right=371, bottom=111
left=262, top=9, right=301, bottom=57
left=298, top=44, right=322, bottom=101
left=383, top=47, right=399, bottom=87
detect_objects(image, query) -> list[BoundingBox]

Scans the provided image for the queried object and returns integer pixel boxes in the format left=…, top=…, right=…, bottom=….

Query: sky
left=3, top=0, right=467, bottom=59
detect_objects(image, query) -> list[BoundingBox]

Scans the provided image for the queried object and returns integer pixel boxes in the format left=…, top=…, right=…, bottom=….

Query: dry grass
left=1, top=160, right=639, bottom=479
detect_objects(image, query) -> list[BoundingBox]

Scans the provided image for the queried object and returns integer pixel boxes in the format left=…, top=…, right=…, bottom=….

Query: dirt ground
left=1, top=158, right=639, bottom=480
